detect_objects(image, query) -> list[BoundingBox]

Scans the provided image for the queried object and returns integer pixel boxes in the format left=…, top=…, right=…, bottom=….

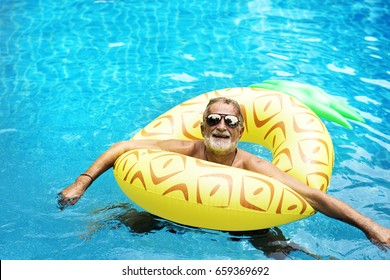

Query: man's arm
left=57, top=139, right=197, bottom=209
left=244, top=153, right=390, bottom=249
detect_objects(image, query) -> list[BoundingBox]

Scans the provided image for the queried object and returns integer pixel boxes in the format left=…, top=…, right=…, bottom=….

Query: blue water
left=0, top=0, right=389, bottom=260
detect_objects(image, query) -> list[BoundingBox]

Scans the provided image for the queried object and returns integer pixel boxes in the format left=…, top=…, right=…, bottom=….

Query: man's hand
left=57, top=176, right=92, bottom=210
left=365, top=223, right=390, bottom=251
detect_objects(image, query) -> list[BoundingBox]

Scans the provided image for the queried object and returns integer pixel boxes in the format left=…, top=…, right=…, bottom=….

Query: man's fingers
left=56, top=193, right=79, bottom=210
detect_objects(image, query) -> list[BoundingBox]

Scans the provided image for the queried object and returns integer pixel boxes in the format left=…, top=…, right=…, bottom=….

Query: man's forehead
left=208, top=102, right=237, bottom=113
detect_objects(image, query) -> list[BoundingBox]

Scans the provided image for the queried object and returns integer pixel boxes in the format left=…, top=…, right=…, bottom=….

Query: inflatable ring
left=113, top=87, right=334, bottom=231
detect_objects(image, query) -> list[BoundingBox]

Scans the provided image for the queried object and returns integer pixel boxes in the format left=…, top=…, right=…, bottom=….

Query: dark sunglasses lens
left=206, top=114, right=222, bottom=126
left=225, top=116, right=239, bottom=128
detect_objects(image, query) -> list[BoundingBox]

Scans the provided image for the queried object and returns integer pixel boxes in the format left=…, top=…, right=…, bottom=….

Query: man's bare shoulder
left=236, top=148, right=270, bottom=171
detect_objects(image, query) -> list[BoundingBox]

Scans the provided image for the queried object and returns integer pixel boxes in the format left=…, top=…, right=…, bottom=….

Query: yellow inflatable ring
left=113, top=87, right=334, bottom=231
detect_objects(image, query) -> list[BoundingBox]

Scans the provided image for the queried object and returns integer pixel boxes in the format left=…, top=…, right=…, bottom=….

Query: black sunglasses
left=205, top=114, right=240, bottom=128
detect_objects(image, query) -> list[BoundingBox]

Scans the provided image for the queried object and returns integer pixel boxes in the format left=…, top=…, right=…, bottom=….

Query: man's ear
left=239, top=126, right=244, bottom=139
left=200, top=122, right=205, bottom=137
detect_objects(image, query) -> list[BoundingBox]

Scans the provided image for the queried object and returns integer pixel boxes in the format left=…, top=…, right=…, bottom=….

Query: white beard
left=204, top=134, right=236, bottom=156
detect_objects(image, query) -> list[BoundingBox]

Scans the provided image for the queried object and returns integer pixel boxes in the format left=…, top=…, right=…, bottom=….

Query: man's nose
left=216, top=119, right=228, bottom=129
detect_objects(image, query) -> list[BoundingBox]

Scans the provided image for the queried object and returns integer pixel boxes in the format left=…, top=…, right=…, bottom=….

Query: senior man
left=58, top=97, right=390, bottom=249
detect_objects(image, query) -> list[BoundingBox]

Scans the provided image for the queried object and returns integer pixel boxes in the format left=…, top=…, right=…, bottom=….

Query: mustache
left=211, top=130, right=231, bottom=138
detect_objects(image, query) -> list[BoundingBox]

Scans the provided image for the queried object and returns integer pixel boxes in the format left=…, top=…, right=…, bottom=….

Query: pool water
left=0, top=0, right=389, bottom=260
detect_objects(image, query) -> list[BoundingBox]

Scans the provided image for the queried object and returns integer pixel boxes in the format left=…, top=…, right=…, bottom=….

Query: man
left=58, top=97, right=390, bottom=249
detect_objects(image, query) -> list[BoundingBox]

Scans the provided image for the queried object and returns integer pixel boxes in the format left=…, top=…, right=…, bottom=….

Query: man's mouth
left=212, top=133, right=230, bottom=139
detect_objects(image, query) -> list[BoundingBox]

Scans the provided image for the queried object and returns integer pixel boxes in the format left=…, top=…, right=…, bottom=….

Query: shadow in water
left=84, top=203, right=333, bottom=260
left=228, top=228, right=327, bottom=260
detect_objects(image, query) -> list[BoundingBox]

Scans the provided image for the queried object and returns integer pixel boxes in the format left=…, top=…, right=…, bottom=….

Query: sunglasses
left=205, top=114, right=240, bottom=128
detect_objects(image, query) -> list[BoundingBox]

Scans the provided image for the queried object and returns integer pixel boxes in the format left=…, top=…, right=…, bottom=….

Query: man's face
left=201, top=102, right=243, bottom=155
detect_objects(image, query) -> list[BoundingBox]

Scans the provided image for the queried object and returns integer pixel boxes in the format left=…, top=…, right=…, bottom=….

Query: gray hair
left=203, top=97, right=244, bottom=128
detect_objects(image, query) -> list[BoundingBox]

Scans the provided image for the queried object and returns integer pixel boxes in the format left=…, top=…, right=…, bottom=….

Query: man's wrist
left=80, top=173, right=94, bottom=182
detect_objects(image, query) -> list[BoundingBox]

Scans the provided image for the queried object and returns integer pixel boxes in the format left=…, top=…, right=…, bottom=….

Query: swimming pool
left=0, top=0, right=389, bottom=260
